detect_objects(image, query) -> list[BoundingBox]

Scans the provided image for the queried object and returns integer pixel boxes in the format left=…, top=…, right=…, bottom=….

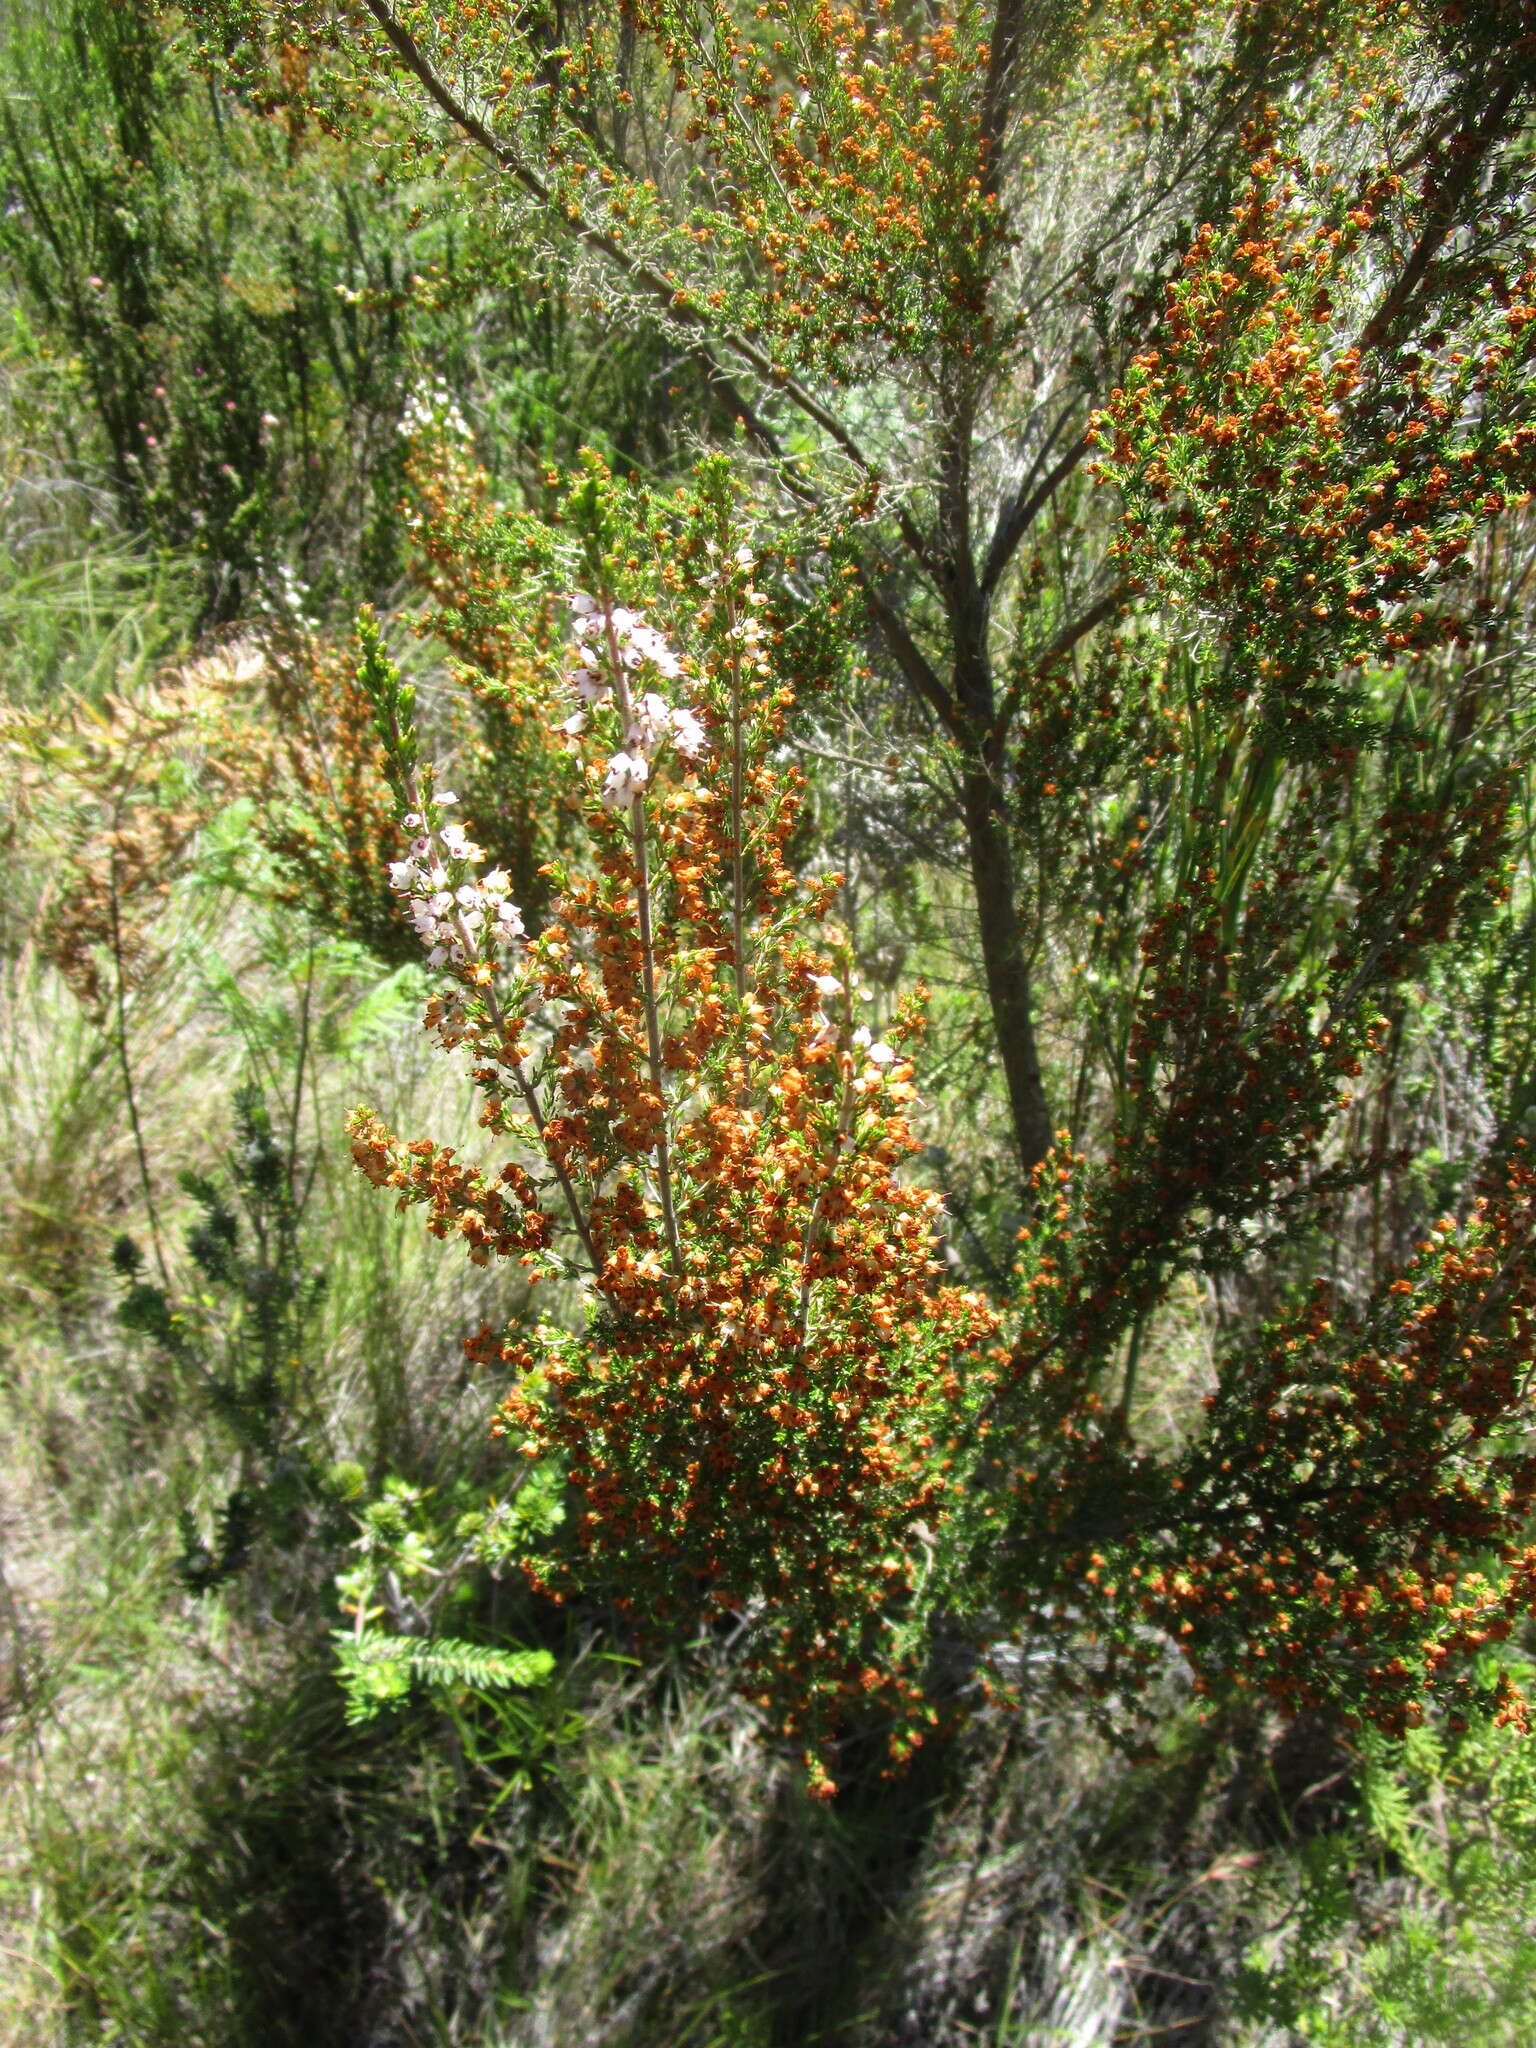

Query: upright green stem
left=287, top=943, right=315, bottom=1213
left=107, top=827, right=171, bottom=1289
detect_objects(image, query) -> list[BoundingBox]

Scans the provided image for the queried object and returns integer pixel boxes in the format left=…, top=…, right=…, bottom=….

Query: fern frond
left=332, top=1628, right=555, bottom=1724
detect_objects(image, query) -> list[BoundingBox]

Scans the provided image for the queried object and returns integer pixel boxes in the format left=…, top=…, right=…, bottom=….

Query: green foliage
left=0, top=516, right=196, bottom=706
left=1094, top=148, right=1536, bottom=746
left=333, top=1626, right=556, bottom=1723
left=112, top=1082, right=333, bottom=1590
left=0, top=0, right=737, bottom=636
left=3, top=0, right=1536, bottom=2035
left=333, top=1471, right=563, bottom=1722
left=1242, top=1684, right=1536, bottom=2043
left=0, top=0, right=408, bottom=612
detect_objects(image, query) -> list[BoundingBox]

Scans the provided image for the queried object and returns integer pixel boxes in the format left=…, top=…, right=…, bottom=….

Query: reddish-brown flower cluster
left=962, top=131, right=1536, bottom=1732
left=1092, top=146, right=1536, bottom=743
left=230, top=626, right=417, bottom=962
left=349, top=1114, right=553, bottom=1267
left=1130, top=1150, right=1536, bottom=1733
left=636, top=0, right=1004, bottom=370
left=959, top=1147, right=1536, bottom=1743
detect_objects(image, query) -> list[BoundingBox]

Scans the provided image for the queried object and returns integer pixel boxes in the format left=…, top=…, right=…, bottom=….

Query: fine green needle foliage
left=112, top=1083, right=333, bottom=1591
left=332, top=1470, right=564, bottom=1722
left=1241, top=1672, right=1536, bottom=2042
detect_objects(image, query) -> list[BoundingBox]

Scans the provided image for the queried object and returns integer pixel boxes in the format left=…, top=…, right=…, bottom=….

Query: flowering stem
left=797, top=993, right=858, bottom=1343
left=427, top=844, right=599, bottom=1275
left=628, top=812, right=683, bottom=1276
left=509, top=1044, right=600, bottom=1274
left=600, top=596, right=683, bottom=1278
left=726, top=584, right=748, bottom=1011
left=498, top=1026, right=599, bottom=1269
left=359, top=616, right=600, bottom=1272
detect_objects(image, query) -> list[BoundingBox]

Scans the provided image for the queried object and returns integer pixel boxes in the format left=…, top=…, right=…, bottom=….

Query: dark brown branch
left=978, top=0, right=1026, bottom=201
left=362, top=0, right=887, bottom=489
left=1358, top=71, right=1524, bottom=356
left=856, top=569, right=963, bottom=740
left=698, top=361, right=817, bottom=503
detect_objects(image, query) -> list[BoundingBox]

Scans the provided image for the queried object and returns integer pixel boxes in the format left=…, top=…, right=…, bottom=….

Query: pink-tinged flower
left=669, top=706, right=708, bottom=758
left=626, top=624, right=683, bottom=677
left=601, top=750, right=649, bottom=810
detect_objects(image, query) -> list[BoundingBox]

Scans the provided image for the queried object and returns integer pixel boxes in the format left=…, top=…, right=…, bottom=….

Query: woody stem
left=798, top=993, right=857, bottom=1340
left=600, top=601, right=683, bottom=1277
left=726, top=585, right=748, bottom=1009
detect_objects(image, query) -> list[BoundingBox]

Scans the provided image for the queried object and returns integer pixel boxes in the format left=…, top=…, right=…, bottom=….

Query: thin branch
left=1044, top=582, right=1126, bottom=665
left=481, top=1030, right=598, bottom=1269
left=989, top=582, right=1127, bottom=746
left=106, top=841, right=171, bottom=1290
left=362, top=1, right=885, bottom=488
left=856, top=568, right=964, bottom=740
left=726, top=583, right=749, bottom=1011
left=978, top=0, right=1026, bottom=201
left=599, top=598, right=684, bottom=1277
left=980, top=429, right=1091, bottom=598
left=798, top=742, right=904, bottom=779
left=287, top=941, right=315, bottom=1212
left=446, top=925, right=599, bottom=1274
left=1358, top=72, right=1525, bottom=357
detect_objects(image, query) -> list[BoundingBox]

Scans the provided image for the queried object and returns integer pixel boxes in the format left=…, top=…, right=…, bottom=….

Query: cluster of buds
left=563, top=593, right=709, bottom=809
left=385, top=793, right=526, bottom=969
left=397, top=377, right=472, bottom=448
